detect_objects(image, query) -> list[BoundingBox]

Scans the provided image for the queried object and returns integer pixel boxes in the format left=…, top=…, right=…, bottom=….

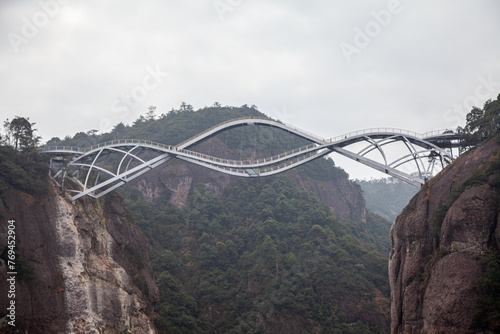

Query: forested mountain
left=34, top=104, right=393, bottom=333
left=51, top=103, right=367, bottom=223
left=355, top=178, right=418, bottom=222
left=47, top=104, right=264, bottom=148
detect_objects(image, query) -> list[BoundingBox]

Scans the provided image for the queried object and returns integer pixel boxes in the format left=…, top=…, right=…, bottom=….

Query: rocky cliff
left=389, top=139, right=500, bottom=333
left=132, top=158, right=366, bottom=222
left=0, top=181, right=158, bottom=333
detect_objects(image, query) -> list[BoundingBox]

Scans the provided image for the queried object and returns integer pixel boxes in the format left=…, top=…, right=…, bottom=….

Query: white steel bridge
left=41, top=117, right=459, bottom=200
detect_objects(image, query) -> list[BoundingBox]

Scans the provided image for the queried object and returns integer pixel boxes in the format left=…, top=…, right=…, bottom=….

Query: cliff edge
left=0, top=181, right=159, bottom=333
left=389, top=138, right=500, bottom=333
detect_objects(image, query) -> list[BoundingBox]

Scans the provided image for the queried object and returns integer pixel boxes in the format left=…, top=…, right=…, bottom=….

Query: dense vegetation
left=0, top=146, right=49, bottom=199
left=124, top=176, right=391, bottom=333
left=355, top=178, right=418, bottom=222
left=0, top=117, right=48, bottom=202
left=48, top=103, right=264, bottom=149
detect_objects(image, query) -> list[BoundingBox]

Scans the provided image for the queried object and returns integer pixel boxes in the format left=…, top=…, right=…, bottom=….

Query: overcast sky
left=1, top=0, right=499, bottom=179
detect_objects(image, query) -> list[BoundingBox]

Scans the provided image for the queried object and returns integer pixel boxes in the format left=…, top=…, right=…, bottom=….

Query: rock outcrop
left=0, top=182, right=158, bottom=333
left=132, top=159, right=366, bottom=222
left=389, top=139, right=500, bottom=333
left=288, top=170, right=366, bottom=222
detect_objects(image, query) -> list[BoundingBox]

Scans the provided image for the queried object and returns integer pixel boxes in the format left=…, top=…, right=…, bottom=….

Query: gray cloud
left=1, top=0, right=499, bottom=178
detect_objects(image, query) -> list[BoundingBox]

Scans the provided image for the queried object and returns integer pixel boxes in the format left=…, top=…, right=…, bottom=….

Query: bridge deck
left=40, top=117, right=459, bottom=199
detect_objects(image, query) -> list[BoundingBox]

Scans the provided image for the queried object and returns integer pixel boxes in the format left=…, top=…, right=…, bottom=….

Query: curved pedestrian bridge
left=41, top=117, right=459, bottom=200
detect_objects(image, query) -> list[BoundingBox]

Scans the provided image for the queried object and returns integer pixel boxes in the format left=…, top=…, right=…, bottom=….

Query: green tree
left=458, top=93, right=500, bottom=149
left=3, top=116, right=40, bottom=151
left=146, top=105, right=156, bottom=121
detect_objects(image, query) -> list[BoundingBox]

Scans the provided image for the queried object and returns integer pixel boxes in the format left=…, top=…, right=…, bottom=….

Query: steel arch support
left=41, top=117, right=460, bottom=199
left=71, top=154, right=172, bottom=200
left=357, top=136, right=389, bottom=165
left=330, top=146, right=424, bottom=187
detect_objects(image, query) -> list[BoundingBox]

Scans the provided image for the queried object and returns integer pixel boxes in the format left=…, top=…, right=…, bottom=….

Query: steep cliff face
left=0, top=182, right=158, bottom=333
left=132, top=159, right=366, bottom=222
left=289, top=170, right=366, bottom=222
left=389, top=139, right=500, bottom=333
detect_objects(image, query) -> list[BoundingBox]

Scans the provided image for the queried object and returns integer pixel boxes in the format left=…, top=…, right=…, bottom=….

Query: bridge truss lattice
left=42, top=117, right=458, bottom=200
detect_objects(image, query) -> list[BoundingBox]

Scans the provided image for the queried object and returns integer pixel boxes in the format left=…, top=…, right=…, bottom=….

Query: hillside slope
left=51, top=105, right=366, bottom=222
left=126, top=175, right=391, bottom=333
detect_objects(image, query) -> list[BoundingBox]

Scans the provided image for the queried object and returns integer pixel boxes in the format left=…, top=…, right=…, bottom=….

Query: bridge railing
left=207, top=150, right=319, bottom=175
left=40, top=123, right=458, bottom=157
left=177, top=143, right=317, bottom=166
left=328, top=128, right=457, bottom=143
left=41, top=139, right=173, bottom=154
left=273, top=119, right=326, bottom=143
left=40, top=146, right=86, bottom=153
left=260, top=151, right=318, bottom=173
left=422, top=129, right=457, bottom=139
left=176, top=116, right=274, bottom=148
left=85, top=139, right=171, bottom=152
left=176, top=116, right=329, bottom=148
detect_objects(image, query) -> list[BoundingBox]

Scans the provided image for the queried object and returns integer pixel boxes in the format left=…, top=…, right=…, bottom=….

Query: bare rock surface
left=389, top=139, right=500, bottom=333
left=0, top=182, right=158, bottom=333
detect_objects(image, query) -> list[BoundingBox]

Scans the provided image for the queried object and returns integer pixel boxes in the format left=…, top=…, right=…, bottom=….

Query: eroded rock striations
left=0, top=182, right=158, bottom=333
left=389, top=139, right=500, bottom=333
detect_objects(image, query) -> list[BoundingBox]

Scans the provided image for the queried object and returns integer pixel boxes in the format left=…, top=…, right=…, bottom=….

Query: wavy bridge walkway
left=41, top=117, right=459, bottom=200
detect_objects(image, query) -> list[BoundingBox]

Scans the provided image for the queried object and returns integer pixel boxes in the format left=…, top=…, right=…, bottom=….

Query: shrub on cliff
left=458, top=93, right=500, bottom=150
left=0, top=146, right=49, bottom=198
left=473, top=250, right=500, bottom=331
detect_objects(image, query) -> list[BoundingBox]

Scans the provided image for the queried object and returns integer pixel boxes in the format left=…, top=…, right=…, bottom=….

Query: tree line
left=1, top=116, right=40, bottom=152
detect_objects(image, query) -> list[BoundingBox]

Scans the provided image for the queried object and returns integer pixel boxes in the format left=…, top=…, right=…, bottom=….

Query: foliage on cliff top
left=49, top=103, right=263, bottom=147
left=458, top=93, right=500, bottom=150
left=1, top=116, right=41, bottom=152
left=0, top=116, right=48, bottom=199
left=124, top=175, right=391, bottom=333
